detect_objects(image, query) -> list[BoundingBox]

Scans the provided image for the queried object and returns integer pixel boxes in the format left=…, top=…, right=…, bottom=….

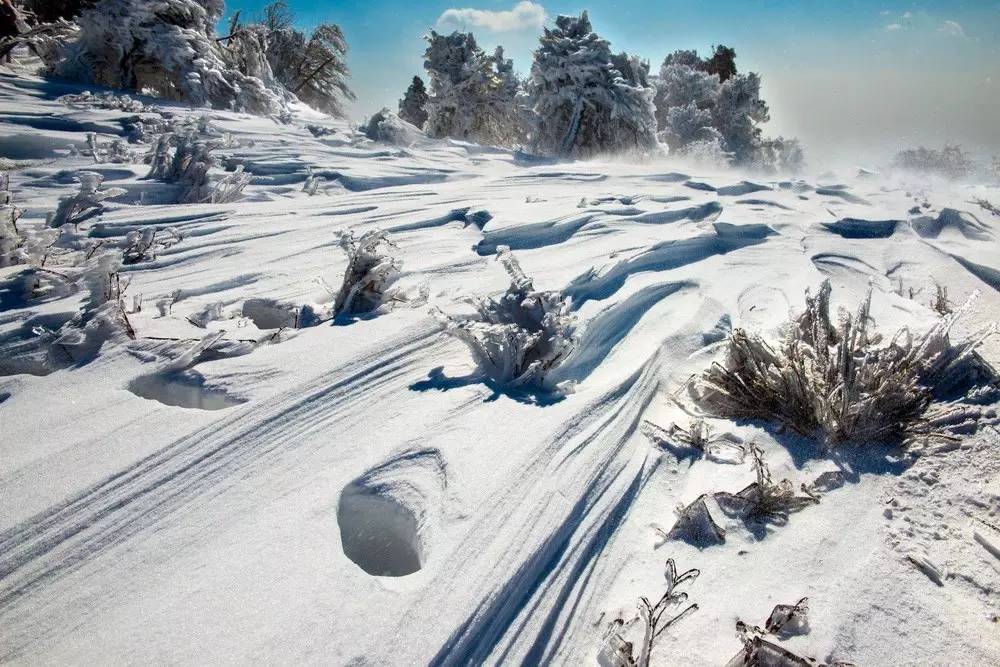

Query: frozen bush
left=694, top=280, right=998, bottom=449
left=713, top=446, right=819, bottom=526
left=122, top=226, right=182, bottom=264
left=58, top=91, right=152, bottom=113
left=209, top=165, right=250, bottom=204
left=434, top=246, right=576, bottom=390
left=753, top=136, right=805, bottom=173
left=1, top=174, right=25, bottom=267
left=333, top=229, right=402, bottom=317
left=599, top=559, right=699, bottom=667
left=146, top=130, right=246, bottom=203
left=642, top=418, right=746, bottom=464
left=892, top=144, right=973, bottom=179
left=47, top=172, right=126, bottom=228
left=530, top=12, right=657, bottom=157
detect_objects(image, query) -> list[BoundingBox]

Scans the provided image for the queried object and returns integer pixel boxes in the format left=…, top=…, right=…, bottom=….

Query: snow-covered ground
left=1, top=72, right=999, bottom=665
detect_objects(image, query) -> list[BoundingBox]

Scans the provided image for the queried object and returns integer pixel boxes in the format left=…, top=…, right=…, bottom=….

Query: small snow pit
left=338, top=484, right=423, bottom=577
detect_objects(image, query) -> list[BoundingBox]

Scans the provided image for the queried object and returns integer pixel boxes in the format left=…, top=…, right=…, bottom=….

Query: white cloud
left=436, top=1, right=546, bottom=33
left=885, top=23, right=903, bottom=32
left=902, top=11, right=913, bottom=19
left=939, top=20, right=967, bottom=38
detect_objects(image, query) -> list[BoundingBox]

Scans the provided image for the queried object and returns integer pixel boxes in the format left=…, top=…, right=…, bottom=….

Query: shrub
left=713, top=446, right=819, bottom=526
left=47, top=172, right=126, bottom=228
left=642, top=418, right=746, bottom=464
left=333, top=229, right=402, bottom=317
left=434, top=246, right=576, bottom=390
left=694, top=281, right=997, bottom=448
left=600, top=559, right=699, bottom=667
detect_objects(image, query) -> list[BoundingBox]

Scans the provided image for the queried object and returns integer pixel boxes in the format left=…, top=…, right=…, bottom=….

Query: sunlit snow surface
left=1, top=73, right=999, bottom=665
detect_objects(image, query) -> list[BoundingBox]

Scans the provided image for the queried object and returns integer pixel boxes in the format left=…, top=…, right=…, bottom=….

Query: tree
left=529, top=11, right=657, bottom=157
left=398, top=76, right=429, bottom=128
left=712, top=72, right=770, bottom=163
left=423, top=31, right=526, bottom=147
left=704, top=44, right=737, bottom=83
left=265, top=9, right=355, bottom=118
left=20, top=0, right=91, bottom=23
left=52, top=0, right=284, bottom=114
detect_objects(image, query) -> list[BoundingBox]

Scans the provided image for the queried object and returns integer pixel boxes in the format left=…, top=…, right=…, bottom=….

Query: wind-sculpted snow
left=1, top=75, right=999, bottom=666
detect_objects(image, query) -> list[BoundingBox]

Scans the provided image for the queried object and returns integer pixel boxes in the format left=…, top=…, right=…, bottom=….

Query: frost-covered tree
left=704, top=44, right=737, bottom=83
left=52, top=0, right=284, bottom=115
left=398, top=75, right=429, bottom=129
left=263, top=5, right=355, bottom=118
left=711, top=72, right=770, bottom=164
left=21, top=0, right=90, bottom=22
left=529, top=12, right=658, bottom=157
left=423, top=32, right=526, bottom=147
left=653, top=55, right=721, bottom=152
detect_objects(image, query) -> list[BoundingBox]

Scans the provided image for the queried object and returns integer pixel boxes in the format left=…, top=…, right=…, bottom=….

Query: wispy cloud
left=939, top=20, right=967, bottom=38
left=436, top=1, right=546, bottom=33
left=885, top=23, right=902, bottom=32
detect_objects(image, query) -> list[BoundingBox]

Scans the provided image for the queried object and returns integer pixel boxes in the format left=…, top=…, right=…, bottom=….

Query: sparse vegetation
left=642, top=418, right=746, bottom=463
left=694, top=281, right=997, bottom=449
left=715, top=446, right=819, bottom=526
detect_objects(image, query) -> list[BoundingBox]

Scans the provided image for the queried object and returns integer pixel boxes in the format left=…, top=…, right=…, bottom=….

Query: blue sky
left=224, top=1, right=1000, bottom=163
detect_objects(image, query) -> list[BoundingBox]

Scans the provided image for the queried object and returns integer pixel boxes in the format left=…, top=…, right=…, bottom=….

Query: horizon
left=224, top=1, right=1000, bottom=166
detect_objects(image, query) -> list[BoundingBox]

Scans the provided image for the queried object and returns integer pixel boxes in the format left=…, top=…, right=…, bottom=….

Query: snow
left=1, top=71, right=999, bottom=666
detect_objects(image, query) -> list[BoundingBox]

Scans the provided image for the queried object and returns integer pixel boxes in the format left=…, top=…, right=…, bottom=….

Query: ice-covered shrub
left=1, top=175, right=25, bottom=268
left=122, top=226, right=182, bottom=264
left=892, top=144, right=973, bottom=179
left=333, top=229, right=402, bottom=317
left=694, top=281, right=998, bottom=448
left=85, top=133, right=135, bottom=164
left=424, top=32, right=527, bottom=147
left=209, top=165, right=250, bottom=204
left=47, top=171, right=126, bottom=228
left=146, top=130, right=247, bottom=203
left=599, top=559, right=699, bottom=667
left=52, top=0, right=284, bottom=115
left=434, top=246, right=576, bottom=390
left=530, top=12, right=658, bottom=157
left=361, top=108, right=422, bottom=146
left=642, top=418, right=746, bottom=463
left=714, top=446, right=819, bottom=525
left=398, top=75, right=429, bottom=129
left=58, top=91, right=151, bottom=113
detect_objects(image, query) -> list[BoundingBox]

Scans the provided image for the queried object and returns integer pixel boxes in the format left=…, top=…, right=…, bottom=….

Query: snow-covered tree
left=529, top=12, right=658, bottom=157
left=423, top=31, right=526, bottom=147
left=398, top=75, right=429, bottom=129
left=263, top=6, right=355, bottom=118
left=52, top=0, right=284, bottom=115
left=653, top=60, right=719, bottom=127
left=711, top=72, right=770, bottom=163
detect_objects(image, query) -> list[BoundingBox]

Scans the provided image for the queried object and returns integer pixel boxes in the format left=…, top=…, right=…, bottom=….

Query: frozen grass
left=694, top=280, right=997, bottom=449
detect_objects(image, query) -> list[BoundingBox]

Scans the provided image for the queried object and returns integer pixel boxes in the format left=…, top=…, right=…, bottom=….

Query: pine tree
left=398, top=76, right=429, bottom=129
left=712, top=72, right=770, bottom=163
left=529, top=12, right=657, bottom=157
